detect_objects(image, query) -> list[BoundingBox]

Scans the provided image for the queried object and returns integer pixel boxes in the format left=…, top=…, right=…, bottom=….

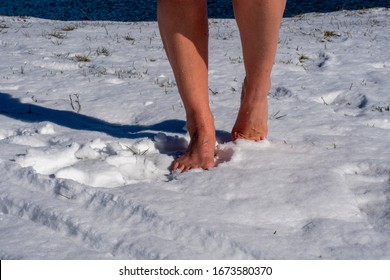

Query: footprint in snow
left=268, top=86, right=294, bottom=100
left=331, top=91, right=368, bottom=116
left=316, top=52, right=331, bottom=68
left=319, top=90, right=368, bottom=116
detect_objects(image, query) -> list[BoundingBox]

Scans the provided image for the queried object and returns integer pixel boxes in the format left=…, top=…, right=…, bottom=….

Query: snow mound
left=16, top=138, right=172, bottom=187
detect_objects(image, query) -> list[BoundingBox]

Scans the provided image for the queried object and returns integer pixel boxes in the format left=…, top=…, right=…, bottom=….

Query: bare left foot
left=231, top=79, right=269, bottom=141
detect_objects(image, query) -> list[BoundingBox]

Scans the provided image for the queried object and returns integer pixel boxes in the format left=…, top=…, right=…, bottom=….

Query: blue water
left=0, top=0, right=388, bottom=21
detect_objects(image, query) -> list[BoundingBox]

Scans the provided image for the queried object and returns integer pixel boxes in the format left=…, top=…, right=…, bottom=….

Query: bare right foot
left=171, top=113, right=216, bottom=173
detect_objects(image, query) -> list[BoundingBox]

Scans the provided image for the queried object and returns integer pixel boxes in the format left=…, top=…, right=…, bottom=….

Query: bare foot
left=231, top=79, right=269, bottom=141
left=172, top=113, right=216, bottom=173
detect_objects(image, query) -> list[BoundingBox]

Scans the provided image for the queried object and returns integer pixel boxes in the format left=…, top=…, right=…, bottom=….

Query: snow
left=1, top=8, right=390, bottom=259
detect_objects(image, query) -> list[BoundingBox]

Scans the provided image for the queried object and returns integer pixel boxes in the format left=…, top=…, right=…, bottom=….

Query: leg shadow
left=0, top=92, right=186, bottom=140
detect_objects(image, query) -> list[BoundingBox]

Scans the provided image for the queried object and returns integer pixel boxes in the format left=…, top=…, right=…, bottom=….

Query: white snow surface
left=1, top=9, right=390, bottom=259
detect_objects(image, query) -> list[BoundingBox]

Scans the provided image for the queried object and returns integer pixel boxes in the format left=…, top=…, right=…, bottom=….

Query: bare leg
left=157, top=0, right=216, bottom=172
left=232, top=0, right=286, bottom=141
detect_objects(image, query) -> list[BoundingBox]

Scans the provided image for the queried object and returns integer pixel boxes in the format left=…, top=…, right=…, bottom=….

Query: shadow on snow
left=0, top=92, right=232, bottom=144
left=0, top=91, right=186, bottom=140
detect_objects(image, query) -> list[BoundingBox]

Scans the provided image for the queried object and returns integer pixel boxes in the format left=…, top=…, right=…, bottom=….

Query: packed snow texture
left=1, top=8, right=390, bottom=259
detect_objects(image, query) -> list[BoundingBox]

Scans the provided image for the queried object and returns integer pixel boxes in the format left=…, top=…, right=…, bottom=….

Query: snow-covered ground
left=0, top=8, right=390, bottom=259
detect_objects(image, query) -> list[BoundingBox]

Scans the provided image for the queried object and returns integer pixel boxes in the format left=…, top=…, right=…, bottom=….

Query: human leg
left=157, top=0, right=216, bottom=172
left=232, top=0, right=286, bottom=141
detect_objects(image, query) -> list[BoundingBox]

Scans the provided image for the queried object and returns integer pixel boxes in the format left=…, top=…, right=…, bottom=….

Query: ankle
left=186, top=108, right=214, bottom=123
left=242, top=77, right=271, bottom=102
left=185, top=113, right=215, bottom=135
